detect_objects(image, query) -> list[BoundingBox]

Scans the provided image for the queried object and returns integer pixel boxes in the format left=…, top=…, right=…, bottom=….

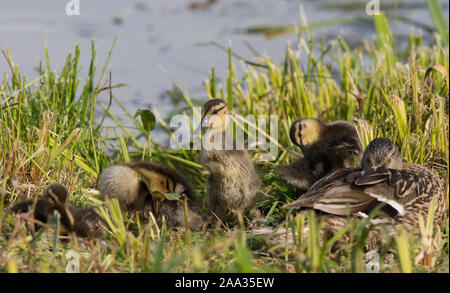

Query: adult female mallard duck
left=276, top=118, right=362, bottom=193
left=283, top=138, right=446, bottom=236
left=97, top=162, right=205, bottom=230
left=11, top=184, right=106, bottom=239
left=199, top=99, right=262, bottom=224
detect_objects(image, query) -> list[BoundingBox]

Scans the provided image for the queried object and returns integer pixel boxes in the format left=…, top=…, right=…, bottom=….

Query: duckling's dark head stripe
left=165, top=175, right=176, bottom=192
left=46, top=184, right=69, bottom=204
left=202, top=99, right=226, bottom=117
left=289, top=120, right=302, bottom=147
left=132, top=162, right=197, bottom=198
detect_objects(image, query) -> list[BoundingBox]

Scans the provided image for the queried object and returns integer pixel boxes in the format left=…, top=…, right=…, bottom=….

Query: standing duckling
left=199, top=99, right=262, bottom=224
left=11, top=184, right=106, bottom=239
left=97, top=162, right=204, bottom=230
left=275, top=118, right=362, bottom=193
left=283, top=138, right=446, bottom=236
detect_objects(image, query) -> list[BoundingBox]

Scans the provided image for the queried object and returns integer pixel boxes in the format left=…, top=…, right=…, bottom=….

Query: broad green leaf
left=135, top=109, right=156, bottom=133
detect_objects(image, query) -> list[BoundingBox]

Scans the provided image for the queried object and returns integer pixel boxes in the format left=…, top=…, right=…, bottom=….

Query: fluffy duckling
left=199, top=99, right=262, bottom=224
left=97, top=162, right=204, bottom=230
left=283, top=138, right=446, bottom=236
left=11, top=184, right=106, bottom=239
left=275, top=118, right=362, bottom=192
left=69, top=205, right=106, bottom=239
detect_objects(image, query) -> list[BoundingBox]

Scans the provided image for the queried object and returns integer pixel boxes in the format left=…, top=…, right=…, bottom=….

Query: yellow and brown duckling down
left=97, top=162, right=204, bottom=230
left=198, top=99, right=262, bottom=224
left=276, top=118, right=362, bottom=193
left=283, top=138, right=446, bottom=236
left=11, top=184, right=106, bottom=239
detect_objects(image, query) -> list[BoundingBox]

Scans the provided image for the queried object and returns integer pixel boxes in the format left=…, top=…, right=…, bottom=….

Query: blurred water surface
left=0, top=0, right=447, bottom=143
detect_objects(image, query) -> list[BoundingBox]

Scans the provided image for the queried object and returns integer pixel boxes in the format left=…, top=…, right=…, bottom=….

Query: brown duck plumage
left=199, top=99, right=262, bottom=224
left=283, top=138, right=446, bottom=236
left=276, top=119, right=362, bottom=193
left=11, top=184, right=106, bottom=239
left=97, top=162, right=205, bottom=230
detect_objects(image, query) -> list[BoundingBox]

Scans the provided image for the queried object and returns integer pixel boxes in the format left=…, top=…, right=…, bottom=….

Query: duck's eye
left=213, top=109, right=218, bottom=114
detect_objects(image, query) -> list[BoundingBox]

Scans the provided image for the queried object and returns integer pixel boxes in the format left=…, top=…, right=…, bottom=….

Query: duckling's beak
left=150, top=192, right=165, bottom=215
left=152, top=199, right=161, bottom=215
left=200, top=116, right=212, bottom=133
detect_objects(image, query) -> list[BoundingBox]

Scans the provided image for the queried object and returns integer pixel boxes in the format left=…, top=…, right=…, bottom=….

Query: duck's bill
left=200, top=115, right=217, bottom=133
left=152, top=199, right=161, bottom=215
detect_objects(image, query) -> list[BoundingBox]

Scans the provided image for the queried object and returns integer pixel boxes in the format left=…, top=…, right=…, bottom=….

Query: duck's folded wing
left=303, top=168, right=359, bottom=194
left=284, top=167, right=428, bottom=216
left=284, top=183, right=378, bottom=215
left=353, top=166, right=392, bottom=185
left=283, top=167, right=423, bottom=216
left=315, top=185, right=379, bottom=215
left=282, top=168, right=375, bottom=214
left=356, top=168, right=426, bottom=215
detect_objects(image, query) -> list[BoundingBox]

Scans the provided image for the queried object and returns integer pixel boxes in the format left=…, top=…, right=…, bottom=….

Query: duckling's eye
left=213, top=109, right=218, bottom=114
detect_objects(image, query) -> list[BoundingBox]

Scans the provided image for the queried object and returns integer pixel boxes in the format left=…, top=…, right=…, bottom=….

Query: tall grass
left=0, top=10, right=448, bottom=272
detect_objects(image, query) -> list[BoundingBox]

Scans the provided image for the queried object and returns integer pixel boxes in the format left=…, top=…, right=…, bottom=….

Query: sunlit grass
left=0, top=9, right=448, bottom=272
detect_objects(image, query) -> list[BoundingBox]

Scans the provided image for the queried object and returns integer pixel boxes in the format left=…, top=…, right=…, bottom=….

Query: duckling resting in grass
left=275, top=118, right=362, bottom=193
left=199, top=99, right=262, bottom=224
left=283, top=138, right=446, bottom=237
left=11, top=184, right=106, bottom=239
left=97, top=162, right=204, bottom=230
